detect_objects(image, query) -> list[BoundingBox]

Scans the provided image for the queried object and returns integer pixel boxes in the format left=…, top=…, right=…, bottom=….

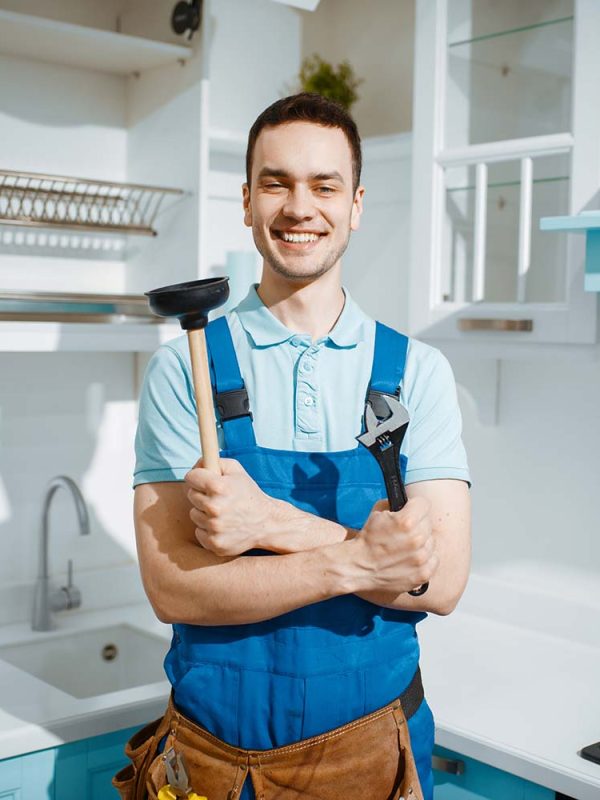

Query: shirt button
left=301, top=363, right=313, bottom=372
left=290, top=337, right=301, bottom=347
left=304, top=396, right=315, bottom=406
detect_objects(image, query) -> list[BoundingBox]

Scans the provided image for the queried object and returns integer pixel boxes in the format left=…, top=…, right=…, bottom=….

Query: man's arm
left=134, top=478, right=438, bottom=626
left=257, top=479, right=470, bottom=615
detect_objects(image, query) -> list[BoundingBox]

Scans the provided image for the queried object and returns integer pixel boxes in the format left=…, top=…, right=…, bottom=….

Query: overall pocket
left=112, top=715, right=167, bottom=800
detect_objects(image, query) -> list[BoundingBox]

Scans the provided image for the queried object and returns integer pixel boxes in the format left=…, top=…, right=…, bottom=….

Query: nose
left=281, top=185, right=315, bottom=221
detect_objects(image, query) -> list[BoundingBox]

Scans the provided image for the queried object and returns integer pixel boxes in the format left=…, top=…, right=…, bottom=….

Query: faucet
left=32, top=476, right=90, bottom=631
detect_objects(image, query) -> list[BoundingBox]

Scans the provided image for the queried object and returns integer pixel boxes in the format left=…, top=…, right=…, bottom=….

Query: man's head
left=243, top=93, right=364, bottom=284
left=246, top=93, right=362, bottom=193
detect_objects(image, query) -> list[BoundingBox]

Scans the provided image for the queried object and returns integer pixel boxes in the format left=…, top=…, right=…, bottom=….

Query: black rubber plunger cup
left=146, top=278, right=230, bottom=473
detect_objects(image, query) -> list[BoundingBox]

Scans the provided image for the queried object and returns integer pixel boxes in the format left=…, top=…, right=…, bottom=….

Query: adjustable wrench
left=356, top=395, right=428, bottom=597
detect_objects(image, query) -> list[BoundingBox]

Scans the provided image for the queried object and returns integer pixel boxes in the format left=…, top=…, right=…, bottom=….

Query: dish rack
left=0, top=169, right=184, bottom=236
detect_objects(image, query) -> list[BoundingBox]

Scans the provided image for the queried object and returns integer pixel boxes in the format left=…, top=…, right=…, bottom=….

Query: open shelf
left=0, top=320, right=181, bottom=352
left=0, top=9, right=192, bottom=74
left=540, top=211, right=600, bottom=292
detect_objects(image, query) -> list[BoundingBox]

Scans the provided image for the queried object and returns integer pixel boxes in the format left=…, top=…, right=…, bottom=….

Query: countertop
left=0, top=576, right=599, bottom=800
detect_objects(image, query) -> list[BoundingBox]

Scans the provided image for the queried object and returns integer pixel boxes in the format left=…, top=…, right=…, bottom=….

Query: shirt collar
left=232, top=284, right=368, bottom=348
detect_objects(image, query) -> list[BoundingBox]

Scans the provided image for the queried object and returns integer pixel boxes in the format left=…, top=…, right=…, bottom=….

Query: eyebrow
left=257, top=167, right=345, bottom=184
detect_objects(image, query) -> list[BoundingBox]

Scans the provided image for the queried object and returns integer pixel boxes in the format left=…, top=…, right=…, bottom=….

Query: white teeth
left=281, top=232, right=320, bottom=243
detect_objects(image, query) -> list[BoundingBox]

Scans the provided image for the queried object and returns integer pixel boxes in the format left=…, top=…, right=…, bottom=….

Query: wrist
left=324, top=537, right=371, bottom=595
left=256, top=496, right=293, bottom=550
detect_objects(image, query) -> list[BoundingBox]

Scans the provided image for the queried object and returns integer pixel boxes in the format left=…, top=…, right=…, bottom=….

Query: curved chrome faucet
left=32, top=476, right=90, bottom=631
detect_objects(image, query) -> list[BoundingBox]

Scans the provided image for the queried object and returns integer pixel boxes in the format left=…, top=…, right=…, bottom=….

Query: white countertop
left=419, top=574, right=600, bottom=800
left=0, top=603, right=171, bottom=761
left=0, top=576, right=599, bottom=800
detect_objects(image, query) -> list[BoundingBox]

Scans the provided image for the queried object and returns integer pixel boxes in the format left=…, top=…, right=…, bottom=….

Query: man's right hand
left=350, top=497, right=439, bottom=596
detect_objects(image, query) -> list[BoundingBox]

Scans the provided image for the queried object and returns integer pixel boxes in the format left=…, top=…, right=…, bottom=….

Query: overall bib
left=163, top=316, right=435, bottom=799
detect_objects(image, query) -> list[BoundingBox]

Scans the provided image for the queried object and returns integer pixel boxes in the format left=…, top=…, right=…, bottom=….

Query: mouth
left=271, top=229, right=327, bottom=251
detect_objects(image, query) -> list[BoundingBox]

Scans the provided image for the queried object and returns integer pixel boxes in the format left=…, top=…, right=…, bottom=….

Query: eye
left=316, top=186, right=335, bottom=194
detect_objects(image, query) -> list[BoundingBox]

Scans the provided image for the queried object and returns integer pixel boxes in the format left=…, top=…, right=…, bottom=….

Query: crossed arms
left=134, top=458, right=471, bottom=625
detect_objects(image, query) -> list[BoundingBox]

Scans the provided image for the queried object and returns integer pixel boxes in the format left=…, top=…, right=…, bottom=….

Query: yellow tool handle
left=158, top=785, right=207, bottom=800
left=187, top=328, right=220, bottom=474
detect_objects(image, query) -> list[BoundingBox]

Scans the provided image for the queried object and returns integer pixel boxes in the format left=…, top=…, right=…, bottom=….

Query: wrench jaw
left=356, top=395, right=410, bottom=511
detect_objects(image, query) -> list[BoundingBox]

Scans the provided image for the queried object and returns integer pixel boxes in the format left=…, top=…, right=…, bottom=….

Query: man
left=127, top=93, right=471, bottom=800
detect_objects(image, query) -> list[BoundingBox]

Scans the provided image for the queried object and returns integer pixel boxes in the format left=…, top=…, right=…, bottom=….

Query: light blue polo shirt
left=134, top=285, right=470, bottom=487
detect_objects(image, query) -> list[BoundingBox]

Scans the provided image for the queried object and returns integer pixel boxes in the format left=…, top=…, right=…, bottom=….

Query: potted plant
left=295, top=54, right=363, bottom=111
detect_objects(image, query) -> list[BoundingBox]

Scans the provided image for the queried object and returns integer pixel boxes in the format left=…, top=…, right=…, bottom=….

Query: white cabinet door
left=410, top=0, right=599, bottom=345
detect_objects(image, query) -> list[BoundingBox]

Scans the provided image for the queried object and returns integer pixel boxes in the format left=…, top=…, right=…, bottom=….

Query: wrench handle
left=378, top=443, right=408, bottom=512
left=377, top=442, right=429, bottom=596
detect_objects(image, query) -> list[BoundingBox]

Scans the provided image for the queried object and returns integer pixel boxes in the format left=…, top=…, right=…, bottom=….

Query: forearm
left=260, top=500, right=466, bottom=614
left=147, top=538, right=360, bottom=626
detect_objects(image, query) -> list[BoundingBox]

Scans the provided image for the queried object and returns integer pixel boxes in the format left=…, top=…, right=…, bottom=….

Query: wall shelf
left=0, top=320, right=181, bottom=352
left=0, top=9, right=192, bottom=75
left=540, top=211, right=600, bottom=291
left=0, top=169, right=184, bottom=237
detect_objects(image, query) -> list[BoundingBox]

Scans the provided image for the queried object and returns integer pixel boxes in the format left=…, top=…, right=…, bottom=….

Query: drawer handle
left=432, top=755, right=465, bottom=775
left=458, top=318, right=533, bottom=332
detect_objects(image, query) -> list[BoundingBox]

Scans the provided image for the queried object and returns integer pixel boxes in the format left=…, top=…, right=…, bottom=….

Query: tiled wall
left=0, top=351, right=142, bottom=624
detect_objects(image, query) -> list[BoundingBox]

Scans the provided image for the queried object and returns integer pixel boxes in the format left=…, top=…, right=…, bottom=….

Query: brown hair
left=245, top=93, right=362, bottom=192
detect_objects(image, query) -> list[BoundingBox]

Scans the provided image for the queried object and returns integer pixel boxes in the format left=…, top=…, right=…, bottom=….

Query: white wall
left=0, top=352, right=141, bottom=625
left=301, top=0, right=415, bottom=137
left=457, top=355, right=600, bottom=607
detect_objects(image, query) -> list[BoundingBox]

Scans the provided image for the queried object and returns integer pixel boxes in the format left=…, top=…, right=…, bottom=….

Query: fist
left=355, top=497, right=439, bottom=595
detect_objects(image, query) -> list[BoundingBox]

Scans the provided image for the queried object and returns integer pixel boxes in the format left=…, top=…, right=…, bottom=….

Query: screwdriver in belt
left=158, top=747, right=207, bottom=800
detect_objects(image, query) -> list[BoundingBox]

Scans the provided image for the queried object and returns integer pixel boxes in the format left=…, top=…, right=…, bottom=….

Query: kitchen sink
left=0, top=624, right=169, bottom=699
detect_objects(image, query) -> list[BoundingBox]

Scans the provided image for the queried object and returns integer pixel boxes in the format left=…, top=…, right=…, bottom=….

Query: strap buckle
left=215, top=388, right=253, bottom=422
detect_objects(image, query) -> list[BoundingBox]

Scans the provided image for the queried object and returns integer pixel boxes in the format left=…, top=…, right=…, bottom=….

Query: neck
left=257, top=264, right=345, bottom=341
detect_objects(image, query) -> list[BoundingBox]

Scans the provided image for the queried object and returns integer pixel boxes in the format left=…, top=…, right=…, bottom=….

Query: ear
left=242, top=183, right=252, bottom=227
left=350, top=185, right=365, bottom=231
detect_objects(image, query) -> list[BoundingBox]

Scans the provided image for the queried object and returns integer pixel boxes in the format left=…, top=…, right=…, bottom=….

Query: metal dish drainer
left=0, top=169, right=184, bottom=236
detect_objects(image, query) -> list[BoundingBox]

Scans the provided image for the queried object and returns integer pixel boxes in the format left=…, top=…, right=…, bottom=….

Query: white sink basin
left=0, top=624, right=168, bottom=698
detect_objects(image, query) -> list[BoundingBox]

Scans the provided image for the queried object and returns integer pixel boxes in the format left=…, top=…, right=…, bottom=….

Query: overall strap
left=367, top=321, right=409, bottom=418
left=205, top=316, right=256, bottom=449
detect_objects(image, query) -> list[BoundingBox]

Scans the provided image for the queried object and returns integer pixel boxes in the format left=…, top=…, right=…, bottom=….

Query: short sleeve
left=133, top=342, right=200, bottom=487
left=400, top=340, right=471, bottom=487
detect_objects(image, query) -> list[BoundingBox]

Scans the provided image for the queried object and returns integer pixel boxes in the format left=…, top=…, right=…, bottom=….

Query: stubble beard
left=255, top=224, right=352, bottom=283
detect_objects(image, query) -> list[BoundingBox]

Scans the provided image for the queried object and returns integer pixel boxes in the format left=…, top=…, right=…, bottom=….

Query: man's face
left=243, top=122, right=364, bottom=283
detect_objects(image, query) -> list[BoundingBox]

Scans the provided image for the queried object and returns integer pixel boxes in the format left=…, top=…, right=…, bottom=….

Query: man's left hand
left=184, top=458, right=276, bottom=556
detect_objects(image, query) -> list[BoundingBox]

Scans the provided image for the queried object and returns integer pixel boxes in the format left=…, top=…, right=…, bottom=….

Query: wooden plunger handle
left=187, top=328, right=220, bottom=473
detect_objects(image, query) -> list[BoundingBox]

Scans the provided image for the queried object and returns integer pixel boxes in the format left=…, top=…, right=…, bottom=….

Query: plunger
left=146, top=277, right=230, bottom=474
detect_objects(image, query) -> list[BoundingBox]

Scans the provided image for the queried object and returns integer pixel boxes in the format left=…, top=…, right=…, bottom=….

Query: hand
left=352, top=497, right=439, bottom=595
left=184, top=458, right=276, bottom=556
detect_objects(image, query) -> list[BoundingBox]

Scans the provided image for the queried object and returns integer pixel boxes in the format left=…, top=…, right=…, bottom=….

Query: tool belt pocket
left=393, top=704, right=423, bottom=800
left=112, top=716, right=166, bottom=800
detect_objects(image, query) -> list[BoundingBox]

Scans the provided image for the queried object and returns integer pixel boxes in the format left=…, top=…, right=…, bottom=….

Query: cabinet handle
left=431, top=755, right=465, bottom=775
left=458, top=318, right=533, bottom=332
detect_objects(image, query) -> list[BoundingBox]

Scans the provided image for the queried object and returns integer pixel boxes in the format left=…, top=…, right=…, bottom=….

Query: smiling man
left=126, top=94, right=471, bottom=800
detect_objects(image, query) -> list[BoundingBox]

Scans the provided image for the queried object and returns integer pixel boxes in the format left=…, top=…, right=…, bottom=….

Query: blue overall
left=163, top=316, right=435, bottom=799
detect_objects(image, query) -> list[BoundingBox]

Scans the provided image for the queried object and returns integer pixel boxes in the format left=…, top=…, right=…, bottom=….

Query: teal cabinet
left=0, top=731, right=566, bottom=800
left=433, top=745, right=555, bottom=800
left=0, top=724, right=139, bottom=800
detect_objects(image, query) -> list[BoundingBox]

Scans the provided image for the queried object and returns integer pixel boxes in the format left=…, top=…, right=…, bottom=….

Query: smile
left=272, top=230, right=326, bottom=247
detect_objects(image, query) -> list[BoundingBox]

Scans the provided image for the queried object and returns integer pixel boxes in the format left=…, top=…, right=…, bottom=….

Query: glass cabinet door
left=443, top=0, right=574, bottom=308
left=445, top=1, right=574, bottom=148
left=410, top=0, right=598, bottom=344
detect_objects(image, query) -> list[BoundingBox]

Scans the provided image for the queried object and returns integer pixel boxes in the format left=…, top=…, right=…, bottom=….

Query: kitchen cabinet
left=0, top=733, right=566, bottom=800
left=433, top=745, right=557, bottom=800
left=0, top=723, right=139, bottom=799
left=0, top=0, right=298, bottom=351
left=410, top=0, right=600, bottom=345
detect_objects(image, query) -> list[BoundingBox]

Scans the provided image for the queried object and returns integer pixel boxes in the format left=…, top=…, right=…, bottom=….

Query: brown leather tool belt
left=113, top=668, right=425, bottom=800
